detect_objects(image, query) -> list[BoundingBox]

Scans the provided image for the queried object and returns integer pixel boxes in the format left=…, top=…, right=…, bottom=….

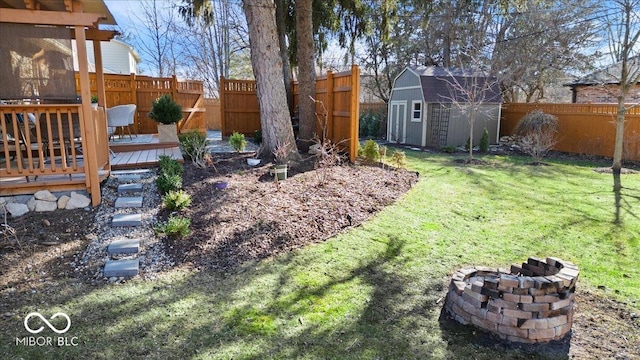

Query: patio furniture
left=107, top=104, right=137, bottom=140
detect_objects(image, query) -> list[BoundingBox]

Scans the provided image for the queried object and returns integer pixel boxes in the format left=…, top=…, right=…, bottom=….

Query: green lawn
left=3, top=152, right=639, bottom=359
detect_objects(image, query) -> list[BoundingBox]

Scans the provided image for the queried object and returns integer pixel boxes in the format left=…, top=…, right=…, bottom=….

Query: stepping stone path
left=103, top=172, right=146, bottom=279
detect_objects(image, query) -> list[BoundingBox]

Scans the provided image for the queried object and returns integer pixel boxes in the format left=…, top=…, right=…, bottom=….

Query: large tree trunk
left=275, top=0, right=293, bottom=115
left=243, top=0, right=298, bottom=159
left=296, top=0, right=316, bottom=151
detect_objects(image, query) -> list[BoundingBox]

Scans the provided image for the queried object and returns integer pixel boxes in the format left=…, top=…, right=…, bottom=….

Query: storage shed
left=387, top=65, right=502, bottom=148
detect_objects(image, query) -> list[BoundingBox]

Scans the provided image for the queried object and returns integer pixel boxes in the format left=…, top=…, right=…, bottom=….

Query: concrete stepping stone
left=107, top=238, right=140, bottom=255
left=112, top=213, right=142, bottom=227
left=111, top=169, right=152, bottom=175
left=117, top=174, right=142, bottom=183
left=117, top=183, right=143, bottom=194
left=115, top=196, right=143, bottom=208
left=104, top=259, right=139, bottom=277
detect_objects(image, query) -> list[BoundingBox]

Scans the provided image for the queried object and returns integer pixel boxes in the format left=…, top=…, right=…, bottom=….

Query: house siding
left=73, top=40, right=138, bottom=75
left=574, top=84, right=640, bottom=103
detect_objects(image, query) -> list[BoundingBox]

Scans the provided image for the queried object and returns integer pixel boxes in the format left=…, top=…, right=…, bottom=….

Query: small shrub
left=148, top=95, right=183, bottom=124
left=515, top=110, right=558, bottom=163
left=179, top=131, right=209, bottom=168
left=157, top=155, right=183, bottom=176
left=155, top=216, right=191, bottom=238
left=479, top=128, right=490, bottom=153
left=163, top=190, right=192, bottom=211
left=359, top=109, right=383, bottom=138
left=439, top=145, right=457, bottom=153
left=361, top=139, right=380, bottom=163
left=253, top=129, right=262, bottom=144
left=390, top=150, right=407, bottom=169
left=156, top=172, right=182, bottom=194
left=229, top=132, right=247, bottom=152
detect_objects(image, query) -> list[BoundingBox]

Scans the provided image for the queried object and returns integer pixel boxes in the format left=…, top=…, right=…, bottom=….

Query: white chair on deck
left=107, top=104, right=136, bottom=140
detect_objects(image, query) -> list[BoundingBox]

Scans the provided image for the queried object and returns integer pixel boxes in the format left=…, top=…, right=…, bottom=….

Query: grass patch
left=2, top=152, right=638, bottom=359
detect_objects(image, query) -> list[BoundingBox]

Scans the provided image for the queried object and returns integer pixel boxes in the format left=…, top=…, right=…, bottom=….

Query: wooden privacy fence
left=75, top=73, right=206, bottom=135
left=220, top=65, right=360, bottom=162
left=501, top=103, right=640, bottom=161
left=204, top=98, right=221, bottom=130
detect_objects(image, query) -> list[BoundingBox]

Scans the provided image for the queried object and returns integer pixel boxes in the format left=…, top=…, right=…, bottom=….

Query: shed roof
left=404, top=65, right=502, bottom=104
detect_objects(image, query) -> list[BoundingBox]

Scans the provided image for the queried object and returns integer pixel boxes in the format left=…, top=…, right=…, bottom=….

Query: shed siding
left=389, top=87, right=422, bottom=143
left=405, top=102, right=424, bottom=146
left=394, top=70, right=421, bottom=89
left=445, top=105, right=500, bottom=147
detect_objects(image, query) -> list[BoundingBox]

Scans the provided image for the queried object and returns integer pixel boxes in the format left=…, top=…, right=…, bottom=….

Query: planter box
left=157, top=123, right=178, bottom=143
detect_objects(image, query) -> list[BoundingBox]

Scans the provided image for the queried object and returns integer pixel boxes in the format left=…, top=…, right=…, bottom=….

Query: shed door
left=389, top=101, right=406, bottom=143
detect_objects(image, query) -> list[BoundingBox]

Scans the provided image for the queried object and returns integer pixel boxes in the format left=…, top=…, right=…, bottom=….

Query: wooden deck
left=110, top=147, right=183, bottom=170
left=1, top=135, right=183, bottom=195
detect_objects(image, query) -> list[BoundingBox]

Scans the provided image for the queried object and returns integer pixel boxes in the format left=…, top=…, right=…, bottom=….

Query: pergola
left=0, top=0, right=117, bottom=205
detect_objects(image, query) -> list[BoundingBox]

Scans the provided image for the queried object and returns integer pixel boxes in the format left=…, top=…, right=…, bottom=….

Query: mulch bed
left=163, top=154, right=418, bottom=271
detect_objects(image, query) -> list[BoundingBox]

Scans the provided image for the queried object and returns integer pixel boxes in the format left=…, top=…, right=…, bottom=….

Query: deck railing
left=1, top=104, right=108, bottom=203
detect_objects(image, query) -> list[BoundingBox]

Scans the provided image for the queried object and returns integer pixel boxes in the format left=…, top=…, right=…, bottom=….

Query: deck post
left=75, top=25, right=102, bottom=206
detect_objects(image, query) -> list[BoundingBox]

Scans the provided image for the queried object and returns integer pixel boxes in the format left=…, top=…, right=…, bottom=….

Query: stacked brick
left=444, top=257, right=579, bottom=344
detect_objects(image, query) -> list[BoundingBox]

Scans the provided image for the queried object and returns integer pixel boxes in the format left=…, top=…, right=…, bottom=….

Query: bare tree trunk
left=612, top=99, right=626, bottom=176
left=243, top=0, right=298, bottom=159
left=296, top=0, right=316, bottom=151
left=275, top=0, right=293, bottom=114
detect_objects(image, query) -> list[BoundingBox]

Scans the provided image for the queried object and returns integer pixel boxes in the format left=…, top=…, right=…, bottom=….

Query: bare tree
left=439, top=65, right=502, bottom=161
left=128, top=0, right=179, bottom=77
left=602, top=0, right=640, bottom=176
left=177, top=0, right=249, bottom=97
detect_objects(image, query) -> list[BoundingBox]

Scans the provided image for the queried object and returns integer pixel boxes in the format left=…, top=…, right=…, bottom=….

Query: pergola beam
left=0, top=8, right=104, bottom=27
left=72, top=28, right=118, bottom=41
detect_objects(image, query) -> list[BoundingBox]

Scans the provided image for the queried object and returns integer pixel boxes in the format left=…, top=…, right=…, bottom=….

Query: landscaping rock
left=6, top=203, right=29, bottom=217
left=35, top=190, right=57, bottom=202
left=34, top=200, right=58, bottom=212
left=27, top=197, right=36, bottom=212
left=66, top=192, right=91, bottom=209
left=58, top=195, right=70, bottom=209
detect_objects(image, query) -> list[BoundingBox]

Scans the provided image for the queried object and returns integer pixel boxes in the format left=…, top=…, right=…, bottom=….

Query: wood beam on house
left=0, top=8, right=104, bottom=26
left=72, top=28, right=118, bottom=41
left=23, top=0, right=38, bottom=10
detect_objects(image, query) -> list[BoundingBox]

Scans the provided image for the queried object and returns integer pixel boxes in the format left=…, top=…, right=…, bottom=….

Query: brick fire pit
left=444, top=257, right=579, bottom=344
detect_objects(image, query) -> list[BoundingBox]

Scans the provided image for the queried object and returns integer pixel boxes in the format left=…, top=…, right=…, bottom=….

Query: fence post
left=326, top=70, right=334, bottom=140
left=220, top=76, right=226, bottom=136
left=130, top=73, right=138, bottom=133
left=349, top=64, right=360, bottom=163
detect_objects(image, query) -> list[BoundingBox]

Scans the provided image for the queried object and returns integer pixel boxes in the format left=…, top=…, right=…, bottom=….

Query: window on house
left=411, top=101, right=422, bottom=122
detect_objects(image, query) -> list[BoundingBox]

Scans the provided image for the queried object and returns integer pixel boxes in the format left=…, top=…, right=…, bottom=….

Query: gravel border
left=71, top=169, right=174, bottom=281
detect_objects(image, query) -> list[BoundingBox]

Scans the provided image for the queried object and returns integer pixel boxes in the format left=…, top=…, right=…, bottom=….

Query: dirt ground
left=1, top=153, right=638, bottom=358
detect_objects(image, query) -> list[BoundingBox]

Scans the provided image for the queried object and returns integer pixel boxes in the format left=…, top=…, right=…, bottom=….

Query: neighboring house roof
left=566, top=57, right=640, bottom=86
left=401, top=65, right=502, bottom=103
